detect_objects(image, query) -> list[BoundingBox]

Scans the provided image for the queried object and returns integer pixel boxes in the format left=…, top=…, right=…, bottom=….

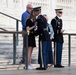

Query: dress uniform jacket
left=36, top=15, right=50, bottom=41
left=51, top=16, right=64, bottom=43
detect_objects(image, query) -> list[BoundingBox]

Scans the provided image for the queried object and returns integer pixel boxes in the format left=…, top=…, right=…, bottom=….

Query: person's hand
left=50, top=37, right=53, bottom=40
left=61, top=29, right=65, bottom=33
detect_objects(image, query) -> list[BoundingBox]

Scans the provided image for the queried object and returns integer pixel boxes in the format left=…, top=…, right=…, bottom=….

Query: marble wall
left=0, top=0, right=76, bottom=32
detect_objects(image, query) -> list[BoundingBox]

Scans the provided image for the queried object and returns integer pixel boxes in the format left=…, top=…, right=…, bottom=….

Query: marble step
left=0, top=50, right=38, bottom=60
left=0, top=60, right=10, bottom=65
left=0, top=64, right=25, bottom=70
left=0, top=47, right=30, bottom=51
left=0, top=64, right=39, bottom=71
left=0, top=35, right=22, bottom=38
left=0, top=58, right=38, bottom=66
left=0, top=59, right=23, bottom=65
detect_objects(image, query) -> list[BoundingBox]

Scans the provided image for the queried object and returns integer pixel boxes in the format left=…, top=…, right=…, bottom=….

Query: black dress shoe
left=36, top=67, right=47, bottom=70
left=54, top=65, right=64, bottom=68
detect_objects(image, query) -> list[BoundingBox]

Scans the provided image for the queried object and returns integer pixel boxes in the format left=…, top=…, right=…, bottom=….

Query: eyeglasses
left=58, top=12, right=63, bottom=14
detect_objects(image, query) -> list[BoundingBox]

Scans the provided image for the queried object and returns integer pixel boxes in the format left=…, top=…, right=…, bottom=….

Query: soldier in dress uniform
left=51, top=9, right=65, bottom=68
left=33, top=7, right=50, bottom=70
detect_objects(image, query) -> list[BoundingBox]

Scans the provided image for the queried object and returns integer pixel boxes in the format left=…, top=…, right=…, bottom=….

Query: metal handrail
left=0, top=31, right=28, bottom=70
left=64, top=33, right=76, bottom=35
left=0, top=12, right=21, bottom=22
left=0, top=27, right=8, bottom=31
left=0, top=29, right=76, bottom=68
left=0, top=12, right=22, bottom=45
left=63, top=33, right=76, bottom=66
left=0, top=31, right=26, bottom=34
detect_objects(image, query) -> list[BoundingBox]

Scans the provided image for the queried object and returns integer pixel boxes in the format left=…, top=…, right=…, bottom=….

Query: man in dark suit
left=33, top=7, right=50, bottom=70
left=51, top=9, right=64, bottom=68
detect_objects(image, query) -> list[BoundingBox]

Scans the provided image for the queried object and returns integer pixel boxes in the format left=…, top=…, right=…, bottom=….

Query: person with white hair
left=43, top=14, right=54, bottom=68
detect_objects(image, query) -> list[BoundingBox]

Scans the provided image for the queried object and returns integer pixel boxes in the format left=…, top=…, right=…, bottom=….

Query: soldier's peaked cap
left=33, top=6, right=41, bottom=11
left=55, top=9, right=63, bottom=12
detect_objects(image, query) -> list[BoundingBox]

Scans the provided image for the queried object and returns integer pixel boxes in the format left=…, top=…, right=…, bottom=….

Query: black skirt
left=28, top=33, right=36, bottom=47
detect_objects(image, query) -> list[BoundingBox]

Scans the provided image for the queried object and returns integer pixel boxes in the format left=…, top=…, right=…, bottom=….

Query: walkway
left=0, top=66, right=76, bottom=75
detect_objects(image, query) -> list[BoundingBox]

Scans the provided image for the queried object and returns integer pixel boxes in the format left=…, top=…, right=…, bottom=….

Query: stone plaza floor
left=0, top=66, right=76, bottom=75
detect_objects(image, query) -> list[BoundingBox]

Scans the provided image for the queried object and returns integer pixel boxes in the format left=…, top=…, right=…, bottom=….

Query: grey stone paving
left=0, top=66, right=76, bottom=75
